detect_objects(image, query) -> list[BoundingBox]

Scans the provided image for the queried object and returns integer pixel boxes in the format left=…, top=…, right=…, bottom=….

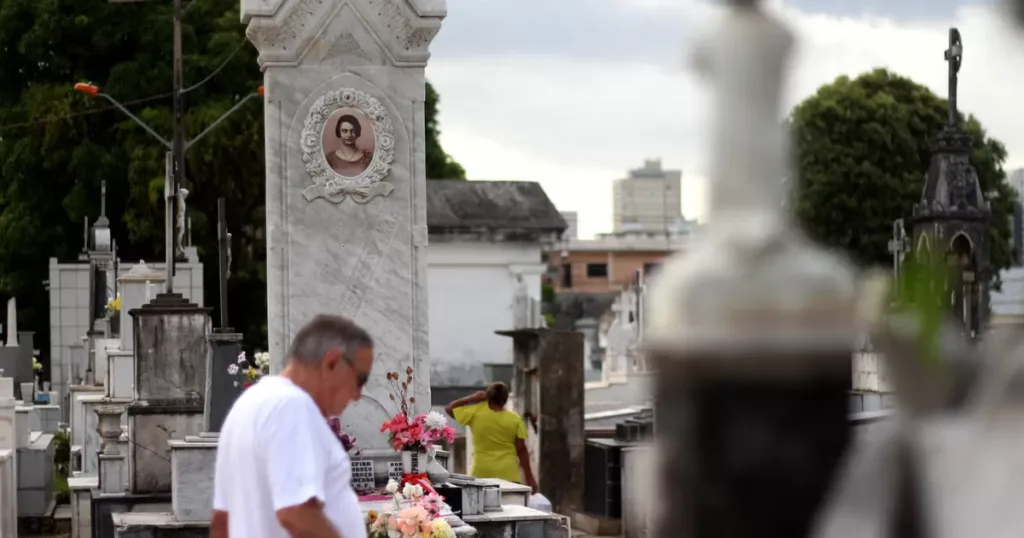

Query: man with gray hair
left=211, top=314, right=374, bottom=538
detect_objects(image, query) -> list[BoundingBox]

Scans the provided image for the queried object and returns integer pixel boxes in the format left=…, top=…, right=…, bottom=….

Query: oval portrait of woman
left=322, top=107, right=376, bottom=178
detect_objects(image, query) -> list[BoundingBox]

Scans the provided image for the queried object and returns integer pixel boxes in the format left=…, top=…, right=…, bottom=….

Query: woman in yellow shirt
left=445, top=382, right=538, bottom=493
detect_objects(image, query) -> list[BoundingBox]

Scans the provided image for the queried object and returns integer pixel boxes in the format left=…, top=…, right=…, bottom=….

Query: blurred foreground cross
left=643, top=1, right=861, bottom=536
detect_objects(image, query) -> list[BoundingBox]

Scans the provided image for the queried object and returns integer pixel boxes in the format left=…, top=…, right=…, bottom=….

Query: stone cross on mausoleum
left=909, top=27, right=990, bottom=339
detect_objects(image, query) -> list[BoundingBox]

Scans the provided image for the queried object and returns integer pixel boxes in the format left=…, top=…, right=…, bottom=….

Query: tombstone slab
left=169, top=438, right=217, bottom=522
left=203, top=331, right=244, bottom=433
left=245, top=0, right=446, bottom=448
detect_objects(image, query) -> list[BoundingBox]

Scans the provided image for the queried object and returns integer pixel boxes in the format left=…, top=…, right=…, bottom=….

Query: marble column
left=243, top=0, right=445, bottom=449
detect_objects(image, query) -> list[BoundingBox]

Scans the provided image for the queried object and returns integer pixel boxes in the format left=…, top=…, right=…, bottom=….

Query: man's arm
left=444, top=390, right=487, bottom=418
left=276, top=499, right=341, bottom=538
left=515, top=438, right=538, bottom=495
left=211, top=510, right=228, bottom=538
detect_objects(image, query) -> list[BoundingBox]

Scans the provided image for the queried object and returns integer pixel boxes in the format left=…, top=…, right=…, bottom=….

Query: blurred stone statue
left=176, top=187, right=189, bottom=258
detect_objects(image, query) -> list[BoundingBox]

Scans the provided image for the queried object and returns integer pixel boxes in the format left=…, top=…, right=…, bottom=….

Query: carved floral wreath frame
left=300, top=88, right=396, bottom=204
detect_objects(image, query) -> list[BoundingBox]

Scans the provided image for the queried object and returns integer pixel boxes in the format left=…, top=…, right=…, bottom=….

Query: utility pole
left=80, top=0, right=262, bottom=296
left=216, top=197, right=230, bottom=329
left=168, top=0, right=185, bottom=293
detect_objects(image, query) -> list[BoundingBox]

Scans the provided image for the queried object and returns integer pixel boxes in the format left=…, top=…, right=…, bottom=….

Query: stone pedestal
left=127, top=293, right=210, bottom=494
left=69, top=475, right=98, bottom=538
left=203, top=330, right=244, bottom=433
left=170, top=436, right=218, bottom=522
left=99, top=454, right=126, bottom=496
left=243, top=0, right=444, bottom=449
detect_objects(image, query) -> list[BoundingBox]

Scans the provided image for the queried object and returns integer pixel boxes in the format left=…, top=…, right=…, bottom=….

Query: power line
left=0, top=92, right=172, bottom=132
left=181, top=39, right=247, bottom=95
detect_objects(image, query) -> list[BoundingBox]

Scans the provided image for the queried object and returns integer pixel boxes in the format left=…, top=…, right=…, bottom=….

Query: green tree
left=790, top=68, right=1016, bottom=279
left=0, top=0, right=464, bottom=364
left=425, top=81, right=466, bottom=180
left=0, top=0, right=265, bottom=357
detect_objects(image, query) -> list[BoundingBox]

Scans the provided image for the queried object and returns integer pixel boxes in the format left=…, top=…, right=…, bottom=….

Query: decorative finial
left=690, top=0, right=794, bottom=231
left=100, top=180, right=107, bottom=218
left=944, top=28, right=963, bottom=126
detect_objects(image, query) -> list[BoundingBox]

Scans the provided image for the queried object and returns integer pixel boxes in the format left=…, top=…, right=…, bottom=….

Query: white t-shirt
left=213, top=376, right=367, bottom=538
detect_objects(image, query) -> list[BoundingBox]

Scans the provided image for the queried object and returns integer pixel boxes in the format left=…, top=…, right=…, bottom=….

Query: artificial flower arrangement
left=380, top=367, right=457, bottom=453
left=104, top=295, right=121, bottom=319
left=226, top=350, right=270, bottom=388
left=328, top=416, right=361, bottom=456
left=365, top=480, right=456, bottom=538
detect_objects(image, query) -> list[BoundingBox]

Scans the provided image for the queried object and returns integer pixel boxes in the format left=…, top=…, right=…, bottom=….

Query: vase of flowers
left=366, top=480, right=456, bottom=538
left=105, top=295, right=121, bottom=319
left=380, top=368, right=456, bottom=477
left=227, top=351, right=270, bottom=389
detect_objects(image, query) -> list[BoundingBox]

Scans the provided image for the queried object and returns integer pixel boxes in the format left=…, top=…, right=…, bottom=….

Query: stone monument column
left=243, top=0, right=445, bottom=448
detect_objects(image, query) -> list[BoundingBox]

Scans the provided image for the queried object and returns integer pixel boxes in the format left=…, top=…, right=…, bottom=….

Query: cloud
left=427, top=0, right=1024, bottom=238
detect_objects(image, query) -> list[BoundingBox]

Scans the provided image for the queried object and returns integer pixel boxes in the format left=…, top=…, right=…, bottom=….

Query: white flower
left=236, top=351, right=247, bottom=364
left=402, top=483, right=423, bottom=499
left=254, top=352, right=271, bottom=368
left=431, top=518, right=455, bottom=538
left=227, top=364, right=239, bottom=375
left=385, top=479, right=399, bottom=494
left=424, top=411, right=447, bottom=431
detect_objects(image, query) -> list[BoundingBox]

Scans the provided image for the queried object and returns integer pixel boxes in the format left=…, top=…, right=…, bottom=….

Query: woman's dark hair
left=486, top=382, right=510, bottom=407
left=335, top=114, right=362, bottom=138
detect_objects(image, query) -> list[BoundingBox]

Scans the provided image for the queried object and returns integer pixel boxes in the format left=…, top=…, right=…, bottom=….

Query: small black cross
left=944, top=28, right=963, bottom=126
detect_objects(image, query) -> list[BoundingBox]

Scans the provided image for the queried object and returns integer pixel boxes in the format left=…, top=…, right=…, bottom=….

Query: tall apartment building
left=612, top=159, right=682, bottom=233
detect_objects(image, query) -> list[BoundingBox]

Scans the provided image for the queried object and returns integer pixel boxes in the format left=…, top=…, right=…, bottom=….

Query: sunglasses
left=338, top=353, right=370, bottom=388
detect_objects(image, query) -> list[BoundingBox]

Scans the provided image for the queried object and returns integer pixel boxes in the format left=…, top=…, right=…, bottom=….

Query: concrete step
left=53, top=503, right=72, bottom=520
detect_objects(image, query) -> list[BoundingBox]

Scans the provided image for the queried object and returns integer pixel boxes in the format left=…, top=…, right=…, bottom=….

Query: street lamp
left=73, top=82, right=263, bottom=294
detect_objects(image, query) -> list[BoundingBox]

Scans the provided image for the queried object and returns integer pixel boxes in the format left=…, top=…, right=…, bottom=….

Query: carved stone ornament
left=300, top=88, right=396, bottom=204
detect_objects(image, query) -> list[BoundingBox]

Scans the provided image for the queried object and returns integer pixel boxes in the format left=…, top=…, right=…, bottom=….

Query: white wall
left=427, top=240, right=545, bottom=387
left=992, top=267, right=1024, bottom=320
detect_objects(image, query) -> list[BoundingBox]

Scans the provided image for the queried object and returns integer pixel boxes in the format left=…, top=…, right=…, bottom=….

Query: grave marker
left=243, top=0, right=446, bottom=449
left=387, top=461, right=404, bottom=484
left=350, top=459, right=375, bottom=491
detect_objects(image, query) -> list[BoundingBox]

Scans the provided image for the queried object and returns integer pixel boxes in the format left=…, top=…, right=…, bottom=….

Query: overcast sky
left=425, top=0, right=1024, bottom=238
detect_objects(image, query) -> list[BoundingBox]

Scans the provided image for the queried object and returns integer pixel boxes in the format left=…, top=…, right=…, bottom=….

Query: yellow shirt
left=453, top=402, right=527, bottom=483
